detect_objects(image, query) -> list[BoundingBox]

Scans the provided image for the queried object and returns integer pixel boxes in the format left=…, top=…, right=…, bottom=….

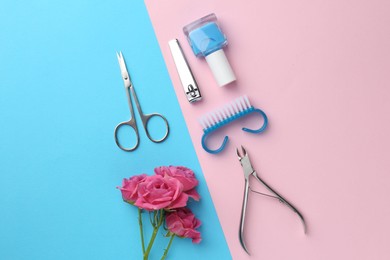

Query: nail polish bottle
left=183, top=13, right=236, bottom=87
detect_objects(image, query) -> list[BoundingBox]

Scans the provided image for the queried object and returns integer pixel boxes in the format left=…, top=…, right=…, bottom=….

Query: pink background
left=145, top=0, right=390, bottom=259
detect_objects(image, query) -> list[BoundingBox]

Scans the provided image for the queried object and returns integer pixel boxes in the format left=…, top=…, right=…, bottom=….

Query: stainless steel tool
left=236, top=146, right=306, bottom=254
left=115, top=51, right=169, bottom=152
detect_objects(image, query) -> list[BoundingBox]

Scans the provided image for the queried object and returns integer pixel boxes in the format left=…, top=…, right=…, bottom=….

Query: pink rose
left=155, top=166, right=200, bottom=201
left=134, top=175, right=188, bottom=211
left=166, top=208, right=202, bottom=243
left=117, top=174, right=148, bottom=204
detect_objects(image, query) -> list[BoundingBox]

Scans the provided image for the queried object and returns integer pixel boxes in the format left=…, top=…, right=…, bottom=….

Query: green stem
left=161, top=235, right=175, bottom=260
left=138, top=208, right=146, bottom=254
left=144, top=210, right=164, bottom=260
left=153, top=210, right=158, bottom=227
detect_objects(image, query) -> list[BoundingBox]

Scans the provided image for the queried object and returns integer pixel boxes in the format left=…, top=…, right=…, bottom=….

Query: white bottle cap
left=205, top=49, right=236, bottom=87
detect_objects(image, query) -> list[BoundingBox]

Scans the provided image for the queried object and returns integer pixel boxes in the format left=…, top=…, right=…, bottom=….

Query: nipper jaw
left=236, top=146, right=255, bottom=180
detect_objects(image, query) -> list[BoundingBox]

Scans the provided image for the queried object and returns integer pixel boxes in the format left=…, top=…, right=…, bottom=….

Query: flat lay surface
left=2, top=0, right=390, bottom=259
left=0, top=1, right=230, bottom=259
left=145, top=0, right=390, bottom=259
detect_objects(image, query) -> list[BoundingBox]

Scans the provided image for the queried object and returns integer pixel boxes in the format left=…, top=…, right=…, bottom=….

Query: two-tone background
left=2, top=0, right=390, bottom=259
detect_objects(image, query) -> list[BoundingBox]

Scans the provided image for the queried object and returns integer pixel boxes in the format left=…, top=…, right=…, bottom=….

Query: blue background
left=0, top=0, right=231, bottom=259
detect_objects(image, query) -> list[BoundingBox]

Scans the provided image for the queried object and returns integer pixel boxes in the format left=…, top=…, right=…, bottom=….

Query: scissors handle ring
left=114, top=120, right=140, bottom=152
left=141, top=113, right=170, bottom=143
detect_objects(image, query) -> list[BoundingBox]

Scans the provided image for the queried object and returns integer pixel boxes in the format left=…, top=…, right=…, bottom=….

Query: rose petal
left=185, top=188, right=200, bottom=201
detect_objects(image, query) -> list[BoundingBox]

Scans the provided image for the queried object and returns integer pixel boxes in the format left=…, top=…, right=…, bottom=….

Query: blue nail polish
left=184, top=13, right=236, bottom=87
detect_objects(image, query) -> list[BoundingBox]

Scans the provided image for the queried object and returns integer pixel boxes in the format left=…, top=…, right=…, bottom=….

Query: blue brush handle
left=201, top=107, right=268, bottom=154
left=242, top=108, right=268, bottom=133
left=201, top=133, right=229, bottom=154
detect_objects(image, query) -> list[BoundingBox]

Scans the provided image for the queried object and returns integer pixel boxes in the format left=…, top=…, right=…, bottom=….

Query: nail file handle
left=168, top=39, right=202, bottom=103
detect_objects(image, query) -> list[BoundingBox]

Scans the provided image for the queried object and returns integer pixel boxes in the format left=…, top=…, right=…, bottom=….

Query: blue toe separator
left=201, top=107, right=268, bottom=154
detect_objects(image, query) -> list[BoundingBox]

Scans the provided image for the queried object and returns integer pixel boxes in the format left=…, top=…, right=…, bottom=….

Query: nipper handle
left=252, top=174, right=307, bottom=234
left=239, top=179, right=251, bottom=255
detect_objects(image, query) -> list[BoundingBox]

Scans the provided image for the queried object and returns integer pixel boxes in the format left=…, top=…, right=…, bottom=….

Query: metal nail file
left=168, top=39, right=202, bottom=103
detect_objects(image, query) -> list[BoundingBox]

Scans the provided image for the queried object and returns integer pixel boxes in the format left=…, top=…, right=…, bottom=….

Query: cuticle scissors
left=115, top=51, right=169, bottom=152
left=236, top=146, right=306, bottom=255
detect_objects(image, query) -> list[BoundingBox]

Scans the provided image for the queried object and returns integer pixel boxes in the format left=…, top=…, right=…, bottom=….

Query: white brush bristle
left=199, top=95, right=253, bottom=129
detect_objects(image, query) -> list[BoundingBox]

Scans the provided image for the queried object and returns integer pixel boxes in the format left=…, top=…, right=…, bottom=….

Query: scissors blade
left=116, top=51, right=131, bottom=86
